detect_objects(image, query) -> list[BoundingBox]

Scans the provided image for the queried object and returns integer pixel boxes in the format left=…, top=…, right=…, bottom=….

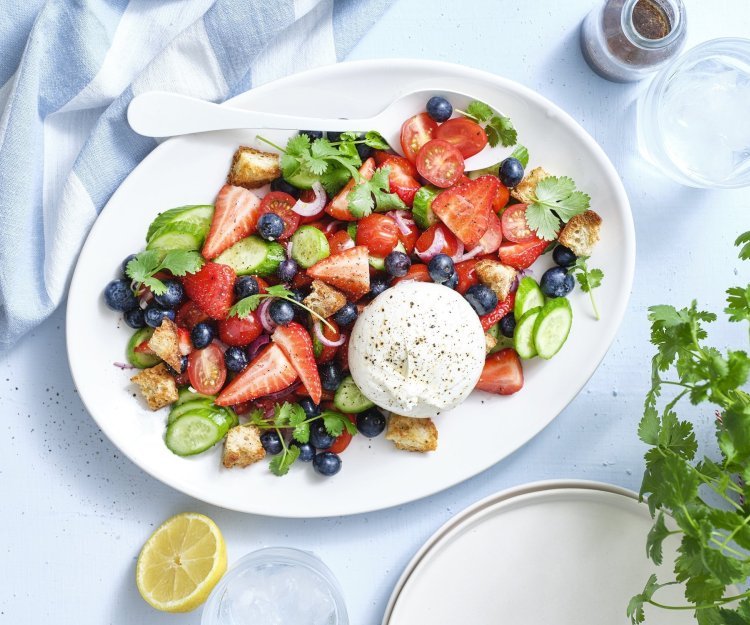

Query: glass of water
left=637, top=38, right=750, bottom=188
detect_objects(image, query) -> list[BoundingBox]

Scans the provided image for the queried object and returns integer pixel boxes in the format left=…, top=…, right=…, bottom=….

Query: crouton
left=510, top=166, right=551, bottom=204
left=223, top=424, right=266, bottom=468
left=475, top=260, right=517, bottom=301
left=227, top=146, right=281, bottom=189
left=131, top=363, right=178, bottom=410
left=558, top=210, right=602, bottom=257
left=147, top=318, right=182, bottom=371
left=303, top=280, right=346, bottom=319
left=386, top=415, right=438, bottom=453
left=485, top=333, right=498, bottom=353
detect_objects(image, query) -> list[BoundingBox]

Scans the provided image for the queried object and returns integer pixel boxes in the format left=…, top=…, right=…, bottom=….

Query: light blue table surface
left=2, top=1, right=749, bottom=623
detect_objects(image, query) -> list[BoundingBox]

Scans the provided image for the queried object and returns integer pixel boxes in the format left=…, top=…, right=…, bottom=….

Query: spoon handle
left=127, top=91, right=373, bottom=137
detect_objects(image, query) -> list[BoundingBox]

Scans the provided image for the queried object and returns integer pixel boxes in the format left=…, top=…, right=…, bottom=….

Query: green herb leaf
left=364, top=130, right=391, bottom=150
left=486, top=114, right=517, bottom=148
left=465, top=100, right=494, bottom=122
left=125, top=249, right=203, bottom=295
left=347, top=181, right=375, bottom=218
left=525, top=176, right=590, bottom=241
left=346, top=166, right=405, bottom=218
left=645, top=512, right=671, bottom=566
left=321, top=411, right=357, bottom=437
left=269, top=443, right=300, bottom=476
left=735, top=231, right=750, bottom=260
left=510, top=144, right=529, bottom=168
left=568, top=257, right=603, bottom=320
left=725, top=286, right=750, bottom=323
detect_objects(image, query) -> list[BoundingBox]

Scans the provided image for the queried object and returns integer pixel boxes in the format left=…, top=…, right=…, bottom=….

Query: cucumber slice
left=215, top=235, right=285, bottom=277
left=175, top=387, right=216, bottom=407
left=165, top=414, right=224, bottom=456
left=146, top=205, right=213, bottom=242
left=533, top=297, right=573, bottom=359
left=514, top=277, right=546, bottom=320
left=168, top=399, right=215, bottom=425
left=146, top=222, right=208, bottom=252
left=291, top=226, right=330, bottom=268
left=334, top=376, right=375, bottom=413
left=467, top=164, right=501, bottom=179
left=126, top=328, right=160, bottom=369
left=514, top=306, right=542, bottom=359
left=412, top=186, right=441, bottom=230
left=283, top=166, right=320, bottom=190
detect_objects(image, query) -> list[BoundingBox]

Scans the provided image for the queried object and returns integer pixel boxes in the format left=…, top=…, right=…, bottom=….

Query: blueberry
left=428, top=254, right=455, bottom=284
left=319, top=362, right=342, bottom=392
left=309, top=421, right=335, bottom=450
left=553, top=244, right=577, bottom=268
left=260, top=430, right=283, bottom=455
left=356, top=142, right=374, bottom=161
left=224, top=346, right=249, bottom=372
left=313, top=451, right=341, bottom=476
left=299, top=397, right=321, bottom=418
left=144, top=305, right=176, bottom=328
left=332, top=302, right=358, bottom=327
left=277, top=259, right=298, bottom=283
left=153, top=279, right=184, bottom=309
left=191, top=321, right=215, bottom=349
left=326, top=131, right=343, bottom=143
left=287, top=288, right=306, bottom=303
left=291, top=441, right=316, bottom=462
left=540, top=266, right=575, bottom=298
left=269, top=299, right=295, bottom=325
left=385, top=251, right=411, bottom=277
left=234, top=276, right=259, bottom=300
left=121, top=254, right=138, bottom=278
left=499, top=312, right=516, bottom=338
left=257, top=213, right=285, bottom=241
left=123, top=307, right=146, bottom=329
left=287, top=288, right=308, bottom=323
left=498, top=157, right=524, bottom=188
left=270, top=177, right=300, bottom=198
left=443, top=271, right=459, bottom=290
left=356, top=408, right=387, bottom=437
left=465, top=284, right=498, bottom=315
left=166, top=355, right=188, bottom=376
left=301, top=130, right=324, bottom=141
left=369, top=276, right=390, bottom=299
left=426, top=96, right=453, bottom=123
left=104, top=279, right=138, bottom=312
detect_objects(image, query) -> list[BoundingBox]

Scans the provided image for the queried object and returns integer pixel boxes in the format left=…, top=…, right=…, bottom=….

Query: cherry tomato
left=175, top=300, right=209, bottom=329
left=434, top=118, right=488, bottom=158
left=328, top=230, right=355, bottom=255
left=393, top=263, right=431, bottom=284
left=329, top=429, right=353, bottom=454
left=400, top=113, right=438, bottom=163
left=187, top=343, right=227, bottom=395
left=218, top=313, right=263, bottom=346
left=415, top=140, right=465, bottom=188
left=316, top=320, right=342, bottom=363
left=493, top=180, right=510, bottom=211
left=356, top=214, right=400, bottom=257
left=501, top=203, right=536, bottom=243
left=455, top=259, right=481, bottom=294
left=260, top=191, right=300, bottom=240
left=397, top=219, right=420, bottom=255
left=414, top=224, right=460, bottom=258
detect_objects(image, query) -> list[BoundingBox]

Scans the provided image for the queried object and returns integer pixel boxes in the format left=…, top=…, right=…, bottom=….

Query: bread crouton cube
left=475, top=260, right=517, bottom=301
left=131, top=363, right=178, bottom=411
left=303, top=280, right=346, bottom=319
left=510, top=166, right=550, bottom=204
left=223, top=424, right=266, bottom=468
left=386, top=415, right=438, bottom=453
left=485, top=333, right=498, bottom=353
left=227, top=146, right=281, bottom=189
left=147, top=318, right=182, bottom=371
left=558, top=210, right=602, bottom=257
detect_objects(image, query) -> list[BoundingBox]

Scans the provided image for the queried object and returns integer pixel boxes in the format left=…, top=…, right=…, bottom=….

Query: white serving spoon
left=127, top=89, right=513, bottom=171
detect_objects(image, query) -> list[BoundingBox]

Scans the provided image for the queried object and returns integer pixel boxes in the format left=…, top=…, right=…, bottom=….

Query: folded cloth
left=0, top=0, right=393, bottom=352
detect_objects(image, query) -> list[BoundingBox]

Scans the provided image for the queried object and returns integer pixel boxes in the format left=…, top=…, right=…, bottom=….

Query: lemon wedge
left=136, top=512, right=227, bottom=612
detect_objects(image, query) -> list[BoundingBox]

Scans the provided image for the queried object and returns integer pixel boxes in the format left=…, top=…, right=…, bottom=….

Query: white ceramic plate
left=384, top=481, right=692, bottom=625
left=67, top=60, right=634, bottom=517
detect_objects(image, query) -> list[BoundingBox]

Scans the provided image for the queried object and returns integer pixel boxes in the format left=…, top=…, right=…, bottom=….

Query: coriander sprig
left=229, top=284, right=335, bottom=331
left=525, top=176, right=590, bottom=241
left=346, top=165, right=406, bottom=218
left=459, top=100, right=517, bottom=148
left=569, top=257, right=603, bottom=320
left=125, top=249, right=204, bottom=295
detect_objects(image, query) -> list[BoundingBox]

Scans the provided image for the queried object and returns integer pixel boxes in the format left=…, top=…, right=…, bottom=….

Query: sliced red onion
left=509, top=269, right=532, bottom=294
left=313, top=320, right=345, bottom=347
left=258, top=299, right=277, bottom=333
left=387, top=210, right=414, bottom=236
left=113, top=361, right=136, bottom=370
left=263, top=380, right=302, bottom=402
left=246, top=334, right=271, bottom=361
left=454, top=244, right=485, bottom=263
left=339, top=237, right=355, bottom=251
left=291, top=182, right=326, bottom=217
left=450, top=240, right=465, bottom=262
left=414, top=226, right=447, bottom=262
left=324, top=220, right=342, bottom=234
left=286, top=240, right=294, bottom=259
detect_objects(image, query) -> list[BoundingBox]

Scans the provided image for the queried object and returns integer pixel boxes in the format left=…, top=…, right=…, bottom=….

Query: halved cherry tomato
left=493, top=180, right=510, bottom=211
left=397, top=219, right=420, bottom=255
left=400, top=113, right=438, bottom=162
left=187, top=343, right=227, bottom=395
left=414, top=224, right=460, bottom=258
left=434, top=118, right=488, bottom=158
left=329, top=429, right=353, bottom=454
left=260, top=191, right=300, bottom=240
left=175, top=300, right=209, bottom=329
left=393, top=263, right=431, bottom=284
left=415, top=139, right=465, bottom=188
left=501, top=203, right=536, bottom=243
left=316, top=320, right=342, bottom=363
left=328, top=230, right=355, bottom=255
left=356, top=213, right=400, bottom=257
left=298, top=188, right=325, bottom=224
left=218, top=313, right=263, bottom=346
left=455, top=259, right=481, bottom=294
left=378, top=154, right=421, bottom=206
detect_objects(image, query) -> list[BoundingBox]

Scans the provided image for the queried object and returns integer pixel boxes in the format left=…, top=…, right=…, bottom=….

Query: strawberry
left=307, top=246, right=370, bottom=299
left=272, top=322, right=322, bottom=404
left=175, top=300, right=209, bottom=329
left=476, top=210, right=504, bottom=255
left=182, top=262, right=237, bottom=320
left=215, top=344, right=298, bottom=406
left=479, top=292, right=516, bottom=331
left=498, top=238, right=549, bottom=270
left=134, top=339, right=155, bottom=354
left=325, top=158, right=376, bottom=221
left=177, top=327, right=192, bottom=355
left=378, top=154, right=421, bottom=207
left=202, top=184, right=262, bottom=259
left=476, top=348, right=524, bottom=395
left=431, top=175, right=498, bottom=248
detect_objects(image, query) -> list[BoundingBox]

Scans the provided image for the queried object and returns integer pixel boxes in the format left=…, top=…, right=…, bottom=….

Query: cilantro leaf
left=568, top=257, right=603, bottom=320
left=510, top=144, right=529, bottom=168
left=364, top=130, right=390, bottom=150
left=645, top=512, right=670, bottom=566
left=284, top=133, right=310, bottom=157
left=735, top=231, right=750, bottom=260
left=465, top=100, right=494, bottom=122
left=346, top=166, right=405, bottom=218
left=627, top=574, right=660, bottom=624
left=725, top=286, right=750, bottom=323
left=347, top=182, right=375, bottom=218
left=486, top=114, right=517, bottom=148
left=321, top=411, right=357, bottom=437
left=269, top=443, right=300, bottom=476
left=125, top=249, right=203, bottom=295
left=525, top=176, right=590, bottom=241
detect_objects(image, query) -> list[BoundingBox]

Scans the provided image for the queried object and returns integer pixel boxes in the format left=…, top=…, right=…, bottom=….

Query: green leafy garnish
left=125, top=250, right=204, bottom=295
left=229, top=284, right=335, bottom=331
left=510, top=144, right=529, bottom=168
left=524, top=176, right=590, bottom=241
left=346, top=166, right=406, bottom=218
left=569, top=257, right=603, bottom=320
left=628, top=232, right=750, bottom=624
left=462, top=100, right=517, bottom=147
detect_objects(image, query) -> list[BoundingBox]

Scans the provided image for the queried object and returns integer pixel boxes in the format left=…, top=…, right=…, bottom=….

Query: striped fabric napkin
left=0, top=0, right=393, bottom=351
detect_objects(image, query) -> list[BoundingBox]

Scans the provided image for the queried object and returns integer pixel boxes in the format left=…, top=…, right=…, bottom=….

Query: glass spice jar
left=580, top=0, right=687, bottom=82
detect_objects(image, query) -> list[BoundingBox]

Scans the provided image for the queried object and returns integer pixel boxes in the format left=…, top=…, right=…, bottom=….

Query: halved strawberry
left=134, top=340, right=155, bottom=354
left=215, top=344, right=298, bottom=406
left=325, top=158, right=376, bottom=221
left=498, top=238, right=548, bottom=270
left=431, top=176, right=498, bottom=248
left=177, top=327, right=192, bottom=355
left=202, top=185, right=262, bottom=259
left=272, top=322, right=322, bottom=404
left=182, top=262, right=237, bottom=320
left=479, top=292, right=516, bottom=331
left=307, top=246, right=370, bottom=299
left=476, top=210, right=504, bottom=255
left=175, top=300, right=209, bottom=329
left=476, top=348, right=524, bottom=395
left=378, top=155, right=421, bottom=207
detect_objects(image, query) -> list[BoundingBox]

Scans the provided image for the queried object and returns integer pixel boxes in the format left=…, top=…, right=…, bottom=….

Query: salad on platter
left=102, top=95, right=604, bottom=478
